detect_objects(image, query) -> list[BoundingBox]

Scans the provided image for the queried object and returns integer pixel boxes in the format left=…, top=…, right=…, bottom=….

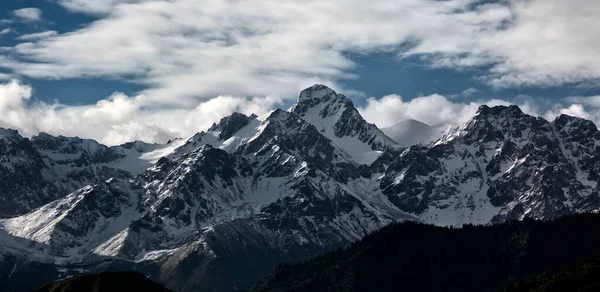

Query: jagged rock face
left=289, top=85, right=399, bottom=164
left=143, top=145, right=253, bottom=228
left=0, top=129, right=50, bottom=217
left=208, top=112, right=254, bottom=141
left=0, top=131, right=135, bottom=218
left=117, top=109, right=406, bottom=264
left=0, top=178, right=140, bottom=261
left=31, top=133, right=125, bottom=167
left=2, top=86, right=600, bottom=292
left=0, top=130, right=184, bottom=218
left=381, top=105, right=600, bottom=225
left=0, top=87, right=414, bottom=291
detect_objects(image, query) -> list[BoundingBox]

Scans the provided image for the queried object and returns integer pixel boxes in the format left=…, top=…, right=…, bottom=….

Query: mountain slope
left=1, top=86, right=600, bottom=292
left=0, top=100, right=413, bottom=291
left=380, top=105, right=600, bottom=225
left=503, top=261, right=600, bottom=292
left=0, top=128, right=53, bottom=217
left=0, top=130, right=180, bottom=218
left=250, top=213, right=600, bottom=292
left=289, top=85, right=400, bottom=164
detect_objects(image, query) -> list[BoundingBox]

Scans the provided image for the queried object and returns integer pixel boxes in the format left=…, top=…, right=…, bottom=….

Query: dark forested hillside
left=251, top=213, right=600, bottom=292
left=503, top=261, right=600, bottom=292
left=34, top=271, right=171, bottom=292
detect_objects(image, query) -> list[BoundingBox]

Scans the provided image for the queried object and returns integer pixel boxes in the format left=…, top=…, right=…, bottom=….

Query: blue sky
left=1, top=0, right=600, bottom=144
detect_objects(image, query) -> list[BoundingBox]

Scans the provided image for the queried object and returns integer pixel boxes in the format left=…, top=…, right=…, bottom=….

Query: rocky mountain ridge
left=0, top=85, right=599, bottom=291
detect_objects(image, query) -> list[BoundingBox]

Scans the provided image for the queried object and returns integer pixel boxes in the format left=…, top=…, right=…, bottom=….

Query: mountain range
left=0, top=84, right=599, bottom=291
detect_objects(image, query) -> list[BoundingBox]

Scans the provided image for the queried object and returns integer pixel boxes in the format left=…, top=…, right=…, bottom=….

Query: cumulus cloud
left=357, top=92, right=599, bottom=130
left=2, top=79, right=598, bottom=146
left=358, top=94, right=505, bottom=128
left=13, top=8, right=43, bottom=22
left=566, top=95, right=600, bottom=108
left=0, top=79, right=282, bottom=145
left=1, top=0, right=600, bottom=143
left=543, top=96, right=600, bottom=126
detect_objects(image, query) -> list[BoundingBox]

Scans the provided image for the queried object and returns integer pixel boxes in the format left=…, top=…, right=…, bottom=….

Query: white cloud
left=1, top=0, right=594, bottom=103
left=0, top=79, right=282, bottom=145
left=543, top=96, right=600, bottom=126
left=57, top=0, right=148, bottom=15
left=1, top=1, right=600, bottom=143
left=1, top=79, right=598, bottom=145
left=412, top=0, right=600, bottom=88
left=566, top=95, right=600, bottom=108
left=13, top=8, right=43, bottom=22
left=357, top=93, right=590, bottom=129
left=460, top=87, right=479, bottom=97
left=0, top=28, right=11, bottom=36
left=0, top=0, right=597, bottom=107
left=449, top=87, right=480, bottom=99
left=358, top=94, right=504, bottom=128
left=0, top=0, right=501, bottom=106
left=16, top=31, right=58, bottom=41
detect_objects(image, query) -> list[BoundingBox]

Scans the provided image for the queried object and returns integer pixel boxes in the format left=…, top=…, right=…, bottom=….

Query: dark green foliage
left=504, top=261, right=600, bottom=292
left=250, top=213, right=600, bottom=292
left=34, top=271, right=171, bottom=292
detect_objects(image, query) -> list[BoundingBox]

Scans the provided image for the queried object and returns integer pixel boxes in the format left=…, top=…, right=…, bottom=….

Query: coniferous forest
left=34, top=271, right=171, bottom=292
left=249, top=213, right=600, bottom=292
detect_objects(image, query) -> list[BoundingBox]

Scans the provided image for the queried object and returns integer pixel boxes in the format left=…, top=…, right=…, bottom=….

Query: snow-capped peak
left=207, top=112, right=258, bottom=141
left=289, top=84, right=400, bottom=165
left=2, top=102, right=600, bottom=292
left=296, top=84, right=340, bottom=103
left=438, top=104, right=546, bottom=146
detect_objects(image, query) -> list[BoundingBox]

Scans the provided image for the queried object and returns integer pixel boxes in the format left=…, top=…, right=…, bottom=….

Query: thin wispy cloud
left=13, top=8, right=43, bottom=22
left=16, top=31, right=58, bottom=41
left=4, top=0, right=599, bottom=102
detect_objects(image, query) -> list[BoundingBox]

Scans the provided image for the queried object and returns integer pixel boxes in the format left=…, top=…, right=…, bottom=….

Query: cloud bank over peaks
left=2, top=79, right=600, bottom=146
left=0, top=79, right=282, bottom=145
left=357, top=92, right=600, bottom=131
